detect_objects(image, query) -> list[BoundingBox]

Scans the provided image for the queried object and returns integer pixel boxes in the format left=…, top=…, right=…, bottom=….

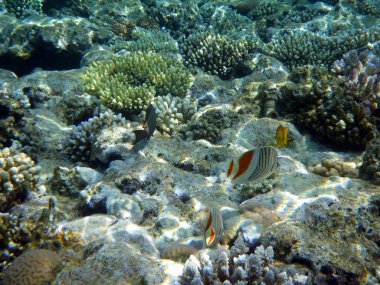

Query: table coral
left=83, top=52, right=192, bottom=114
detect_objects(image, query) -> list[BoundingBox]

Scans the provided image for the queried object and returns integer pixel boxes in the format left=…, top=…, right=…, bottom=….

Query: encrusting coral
left=0, top=144, right=40, bottom=212
left=1, top=249, right=62, bottom=285
left=180, top=236, right=309, bottom=284
left=309, top=158, right=359, bottom=178
left=83, top=52, right=192, bottom=114
left=359, top=137, right=380, bottom=185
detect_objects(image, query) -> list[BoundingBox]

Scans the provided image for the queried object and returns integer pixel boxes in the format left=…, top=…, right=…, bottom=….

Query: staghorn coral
left=331, top=49, right=380, bottom=116
left=64, top=112, right=128, bottom=162
left=83, top=52, right=192, bottom=114
left=0, top=144, right=40, bottom=212
left=150, top=94, right=197, bottom=136
left=180, top=237, right=309, bottom=284
left=3, top=0, right=42, bottom=18
left=0, top=213, right=31, bottom=272
left=181, top=32, right=252, bottom=79
left=263, top=29, right=380, bottom=70
left=1, top=249, right=62, bottom=285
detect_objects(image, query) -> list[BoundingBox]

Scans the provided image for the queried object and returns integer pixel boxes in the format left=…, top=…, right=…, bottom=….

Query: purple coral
left=331, top=49, right=380, bottom=115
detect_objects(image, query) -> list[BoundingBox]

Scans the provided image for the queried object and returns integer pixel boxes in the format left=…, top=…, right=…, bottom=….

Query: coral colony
left=0, top=0, right=379, bottom=284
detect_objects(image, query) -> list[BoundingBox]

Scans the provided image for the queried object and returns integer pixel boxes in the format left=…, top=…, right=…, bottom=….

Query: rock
left=56, top=241, right=164, bottom=285
left=75, top=166, right=103, bottom=186
left=81, top=183, right=143, bottom=223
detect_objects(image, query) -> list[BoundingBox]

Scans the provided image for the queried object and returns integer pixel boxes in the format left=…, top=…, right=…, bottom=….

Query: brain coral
left=1, top=249, right=62, bottom=285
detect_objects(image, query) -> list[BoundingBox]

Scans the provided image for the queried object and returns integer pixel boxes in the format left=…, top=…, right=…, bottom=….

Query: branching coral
left=83, top=52, right=192, bottom=114
left=3, top=0, right=42, bottom=18
left=0, top=145, right=40, bottom=212
left=65, top=112, right=128, bottom=162
left=180, top=237, right=309, bottom=284
left=114, top=28, right=178, bottom=54
left=150, top=94, right=197, bottom=136
left=181, top=32, right=252, bottom=79
left=263, top=29, right=380, bottom=70
left=0, top=213, right=31, bottom=272
left=331, top=49, right=380, bottom=116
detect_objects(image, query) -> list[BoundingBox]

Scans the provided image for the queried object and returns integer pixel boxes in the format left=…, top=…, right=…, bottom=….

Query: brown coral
left=1, top=249, right=62, bottom=285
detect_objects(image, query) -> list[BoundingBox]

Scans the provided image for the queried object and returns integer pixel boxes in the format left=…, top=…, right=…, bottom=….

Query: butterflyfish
left=276, top=124, right=289, bottom=147
left=227, top=147, right=278, bottom=185
left=204, top=208, right=224, bottom=248
left=133, top=104, right=156, bottom=145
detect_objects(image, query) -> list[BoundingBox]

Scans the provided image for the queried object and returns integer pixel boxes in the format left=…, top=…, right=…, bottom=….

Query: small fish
left=133, top=104, right=156, bottom=145
left=227, top=147, right=278, bottom=185
left=204, top=208, right=224, bottom=248
left=276, top=124, right=289, bottom=147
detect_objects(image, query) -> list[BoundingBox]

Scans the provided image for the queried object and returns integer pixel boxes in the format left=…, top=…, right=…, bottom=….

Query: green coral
left=3, top=0, right=42, bottom=18
left=83, top=52, right=193, bottom=114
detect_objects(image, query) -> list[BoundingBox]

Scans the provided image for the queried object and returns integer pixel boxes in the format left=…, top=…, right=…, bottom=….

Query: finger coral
left=180, top=236, right=309, bottom=284
left=83, top=52, right=192, bottom=114
left=1, top=249, right=62, bottom=285
left=151, top=94, right=197, bottom=136
left=0, top=145, right=40, bottom=212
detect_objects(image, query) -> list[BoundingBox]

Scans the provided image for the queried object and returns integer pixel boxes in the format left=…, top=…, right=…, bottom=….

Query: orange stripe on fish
left=233, top=150, right=254, bottom=181
left=227, top=160, right=234, bottom=178
left=227, top=147, right=278, bottom=185
left=204, top=208, right=224, bottom=248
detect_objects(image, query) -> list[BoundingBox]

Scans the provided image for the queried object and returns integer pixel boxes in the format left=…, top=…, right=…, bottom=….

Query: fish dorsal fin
left=233, top=150, right=255, bottom=180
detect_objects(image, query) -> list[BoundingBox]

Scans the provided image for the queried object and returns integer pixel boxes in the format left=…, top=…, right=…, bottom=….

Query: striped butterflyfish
left=227, top=147, right=278, bottom=185
left=204, top=208, right=224, bottom=248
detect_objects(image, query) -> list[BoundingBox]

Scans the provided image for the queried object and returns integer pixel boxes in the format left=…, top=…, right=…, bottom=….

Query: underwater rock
left=56, top=240, right=163, bottom=284
left=81, top=183, right=143, bottom=223
left=359, top=137, right=380, bottom=185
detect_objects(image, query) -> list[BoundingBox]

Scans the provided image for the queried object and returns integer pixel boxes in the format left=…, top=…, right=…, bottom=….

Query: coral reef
left=278, top=66, right=377, bottom=148
left=183, top=107, right=240, bottom=144
left=151, top=94, right=197, bottom=136
left=263, top=29, right=380, bottom=70
left=0, top=144, right=40, bottom=212
left=0, top=213, right=31, bottom=272
left=122, top=28, right=178, bottom=54
left=309, top=158, right=359, bottom=178
left=359, top=137, right=380, bottom=184
left=3, top=0, right=42, bottom=18
left=1, top=249, right=62, bottom=285
left=331, top=48, right=380, bottom=117
left=181, top=32, right=252, bottom=79
left=64, top=112, right=128, bottom=162
left=180, top=237, right=309, bottom=284
left=83, top=52, right=192, bottom=114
